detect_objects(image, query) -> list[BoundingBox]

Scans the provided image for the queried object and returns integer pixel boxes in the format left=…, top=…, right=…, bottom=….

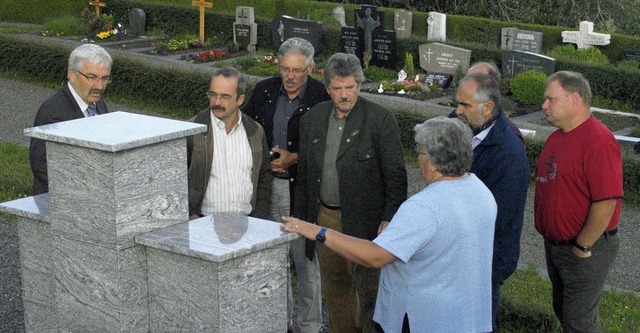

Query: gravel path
left=1, top=34, right=639, bottom=332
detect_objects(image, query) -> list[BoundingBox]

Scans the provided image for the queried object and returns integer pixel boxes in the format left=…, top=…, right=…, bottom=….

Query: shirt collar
left=210, top=109, right=243, bottom=133
left=68, top=81, right=89, bottom=114
left=279, top=78, right=308, bottom=101
left=473, top=122, right=495, bottom=148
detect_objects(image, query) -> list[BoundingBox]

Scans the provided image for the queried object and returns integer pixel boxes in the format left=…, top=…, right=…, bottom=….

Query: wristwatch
left=316, top=227, right=327, bottom=244
left=573, top=241, right=591, bottom=253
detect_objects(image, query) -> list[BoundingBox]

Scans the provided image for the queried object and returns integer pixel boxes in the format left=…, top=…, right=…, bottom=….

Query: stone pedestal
left=136, top=213, right=297, bottom=332
left=1, top=112, right=206, bottom=331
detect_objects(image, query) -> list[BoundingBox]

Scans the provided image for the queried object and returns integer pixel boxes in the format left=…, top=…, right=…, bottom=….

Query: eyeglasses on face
left=77, top=71, right=112, bottom=84
left=278, top=65, right=309, bottom=75
left=206, top=91, right=234, bottom=101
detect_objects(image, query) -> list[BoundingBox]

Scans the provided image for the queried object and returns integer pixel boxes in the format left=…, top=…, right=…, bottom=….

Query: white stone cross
left=561, top=21, right=610, bottom=49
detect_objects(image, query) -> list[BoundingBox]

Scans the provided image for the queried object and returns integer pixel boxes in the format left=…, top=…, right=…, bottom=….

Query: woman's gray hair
left=547, top=70, right=592, bottom=106
left=211, top=66, right=246, bottom=97
left=323, top=53, right=365, bottom=87
left=414, top=116, right=473, bottom=177
left=68, top=44, right=112, bottom=72
left=277, top=37, right=315, bottom=67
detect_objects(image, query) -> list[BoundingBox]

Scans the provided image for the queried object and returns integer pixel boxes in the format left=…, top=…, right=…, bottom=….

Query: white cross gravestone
left=562, top=21, right=611, bottom=49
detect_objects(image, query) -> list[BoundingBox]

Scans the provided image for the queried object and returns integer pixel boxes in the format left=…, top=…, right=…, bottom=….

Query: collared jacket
left=187, top=109, right=272, bottom=219
left=294, top=97, right=407, bottom=240
left=29, top=83, right=109, bottom=195
left=471, top=108, right=530, bottom=284
left=243, top=76, right=330, bottom=208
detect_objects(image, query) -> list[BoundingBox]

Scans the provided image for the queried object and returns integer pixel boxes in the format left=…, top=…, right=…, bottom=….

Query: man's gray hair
left=414, top=117, right=473, bottom=177
left=459, top=72, right=500, bottom=115
left=323, top=53, right=365, bottom=87
left=68, top=44, right=112, bottom=72
left=547, top=70, right=592, bottom=106
left=277, top=37, right=315, bottom=67
left=211, top=66, right=246, bottom=97
left=467, top=61, right=501, bottom=84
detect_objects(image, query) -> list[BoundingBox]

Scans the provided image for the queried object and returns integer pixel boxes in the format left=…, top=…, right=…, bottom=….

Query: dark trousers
left=491, top=281, right=501, bottom=332
left=544, top=233, right=619, bottom=333
left=317, top=206, right=380, bottom=333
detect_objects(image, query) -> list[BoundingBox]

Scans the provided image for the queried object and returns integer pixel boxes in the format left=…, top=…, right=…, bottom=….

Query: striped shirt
left=201, top=111, right=253, bottom=215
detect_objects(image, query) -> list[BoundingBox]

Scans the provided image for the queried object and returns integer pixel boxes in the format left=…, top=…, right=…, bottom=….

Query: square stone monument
left=502, top=27, right=543, bottom=53
left=394, top=9, right=412, bottom=39
left=234, top=6, right=257, bottom=52
left=419, top=42, right=471, bottom=75
left=272, top=15, right=324, bottom=52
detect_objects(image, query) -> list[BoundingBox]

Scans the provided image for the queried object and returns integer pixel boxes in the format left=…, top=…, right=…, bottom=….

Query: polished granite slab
left=0, top=194, right=50, bottom=222
left=135, top=213, right=299, bottom=262
left=140, top=214, right=295, bottom=332
left=23, top=111, right=206, bottom=152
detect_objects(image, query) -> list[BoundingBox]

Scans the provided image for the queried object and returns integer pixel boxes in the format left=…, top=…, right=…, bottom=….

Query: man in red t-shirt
left=535, top=71, right=622, bottom=333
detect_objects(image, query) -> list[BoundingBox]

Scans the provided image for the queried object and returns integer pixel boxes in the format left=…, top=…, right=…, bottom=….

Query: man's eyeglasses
left=206, top=91, right=233, bottom=101
left=77, top=71, right=112, bottom=84
left=279, top=65, right=309, bottom=75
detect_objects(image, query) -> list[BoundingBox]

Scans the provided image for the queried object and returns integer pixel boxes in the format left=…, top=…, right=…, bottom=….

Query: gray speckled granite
left=141, top=214, right=294, bottom=332
left=135, top=213, right=299, bottom=262
left=48, top=138, right=189, bottom=248
left=23, top=111, right=206, bottom=152
left=0, top=194, right=51, bottom=222
left=53, top=235, right=149, bottom=332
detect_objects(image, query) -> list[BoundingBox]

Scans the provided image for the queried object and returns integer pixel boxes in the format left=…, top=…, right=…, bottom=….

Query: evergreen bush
left=549, top=45, right=609, bottom=65
left=510, top=70, right=547, bottom=106
left=616, top=59, right=639, bottom=71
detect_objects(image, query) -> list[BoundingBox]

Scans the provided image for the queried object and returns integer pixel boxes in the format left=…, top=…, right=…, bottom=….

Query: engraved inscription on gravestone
left=233, top=6, right=257, bottom=52
left=341, top=27, right=361, bottom=56
left=501, top=51, right=556, bottom=78
left=502, top=27, right=543, bottom=54
left=419, top=43, right=471, bottom=75
left=128, top=9, right=146, bottom=36
left=370, top=30, right=396, bottom=68
left=271, top=16, right=324, bottom=51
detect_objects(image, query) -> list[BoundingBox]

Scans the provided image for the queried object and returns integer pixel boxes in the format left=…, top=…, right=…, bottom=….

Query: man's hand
left=572, top=245, right=592, bottom=258
left=271, top=145, right=298, bottom=173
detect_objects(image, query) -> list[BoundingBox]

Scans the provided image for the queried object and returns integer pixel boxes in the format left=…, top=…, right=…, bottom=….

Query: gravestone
left=0, top=112, right=297, bottom=332
left=394, top=9, right=412, bottom=39
left=371, top=30, right=396, bottom=68
left=502, top=27, right=543, bottom=54
left=271, top=15, right=323, bottom=52
left=234, top=6, right=257, bottom=53
left=419, top=42, right=471, bottom=75
left=427, top=12, right=446, bottom=43
left=127, top=9, right=146, bottom=36
left=502, top=51, right=556, bottom=78
left=332, top=6, right=347, bottom=27
left=424, top=73, right=453, bottom=89
left=623, top=50, right=640, bottom=64
left=562, top=21, right=610, bottom=49
left=341, top=26, right=362, bottom=57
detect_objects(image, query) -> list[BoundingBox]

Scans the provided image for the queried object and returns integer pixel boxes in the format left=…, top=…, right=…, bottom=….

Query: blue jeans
left=544, top=232, right=619, bottom=333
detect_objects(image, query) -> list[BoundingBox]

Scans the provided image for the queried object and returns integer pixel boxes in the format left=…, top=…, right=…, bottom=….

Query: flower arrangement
left=79, top=7, right=118, bottom=39
left=192, top=48, right=231, bottom=63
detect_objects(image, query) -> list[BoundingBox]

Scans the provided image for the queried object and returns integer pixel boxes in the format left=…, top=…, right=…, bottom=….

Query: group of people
left=31, top=38, right=622, bottom=333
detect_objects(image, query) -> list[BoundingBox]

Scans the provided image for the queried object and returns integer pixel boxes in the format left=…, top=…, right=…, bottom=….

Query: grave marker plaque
left=234, top=6, right=257, bottom=52
left=623, top=50, right=640, bottom=63
left=341, top=27, right=361, bottom=56
left=502, top=27, right=543, bottom=54
left=370, top=30, right=396, bottom=68
left=271, top=16, right=323, bottom=52
left=502, top=51, right=556, bottom=78
left=394, top=9, right=412, bottom=40
left=128, top=9, right=146, bottom=36
left=419, top=43, right=471, bottom=75
left=424, top=73, right=453, bottom=89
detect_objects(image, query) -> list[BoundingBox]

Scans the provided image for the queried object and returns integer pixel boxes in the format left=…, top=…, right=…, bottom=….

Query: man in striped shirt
left=187, top=67, right=272, bottom=220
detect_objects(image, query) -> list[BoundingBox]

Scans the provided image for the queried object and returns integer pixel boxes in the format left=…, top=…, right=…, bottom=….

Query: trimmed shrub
left=617, top=59, right=639, bottom=71
left=549, top=44, right=609, bottom=65
left=510, top=70, right=548, bottom=106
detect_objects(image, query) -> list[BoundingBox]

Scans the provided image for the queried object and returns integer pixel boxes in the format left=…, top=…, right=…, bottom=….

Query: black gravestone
left=341, top=27, right=362, bottom=57
left=370, top=30, right=396, bottom=68
left=234, top=24, right=251, bottom=50
left=128, top=8, right=146, bottom=36
left=271, top=16, right=323, bottom=52
left=623, top=50, right=640, bottom=63
left=424, top=73, right=453, bottom=89
left=502, top=51, right=555, bottom=78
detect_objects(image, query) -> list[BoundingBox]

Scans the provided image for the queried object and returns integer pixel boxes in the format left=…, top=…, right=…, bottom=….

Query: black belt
left=320, top=200, right=341, bottom=211
left=272, top=172, right=290, bottom=180
left=546, top=228, right=618, bottom=246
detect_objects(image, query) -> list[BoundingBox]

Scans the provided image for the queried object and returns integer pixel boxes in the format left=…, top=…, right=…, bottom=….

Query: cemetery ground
left=1, top=26, right=640, bottom=333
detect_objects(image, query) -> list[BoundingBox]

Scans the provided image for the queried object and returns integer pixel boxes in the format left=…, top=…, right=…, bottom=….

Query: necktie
left=86, top=103, right=97, bottom=117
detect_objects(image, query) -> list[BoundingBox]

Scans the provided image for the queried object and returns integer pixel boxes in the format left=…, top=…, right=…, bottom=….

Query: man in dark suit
left=244, top=37, right=330, bottom=333
left=29, top=44, right=112, bottom=194
left=294, top=53, right=407, bottom=333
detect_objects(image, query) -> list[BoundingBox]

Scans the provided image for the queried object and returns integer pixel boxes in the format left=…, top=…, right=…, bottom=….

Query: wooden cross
left=89, top=0, right=106, bottom=16
left=192, top=0, right=213, bottom=43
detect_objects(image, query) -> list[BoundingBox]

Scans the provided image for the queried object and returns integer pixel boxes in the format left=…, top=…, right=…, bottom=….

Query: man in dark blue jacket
left=244, top=37, right=330, bottom=333
left=455, top=73, right=530, bottom=332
